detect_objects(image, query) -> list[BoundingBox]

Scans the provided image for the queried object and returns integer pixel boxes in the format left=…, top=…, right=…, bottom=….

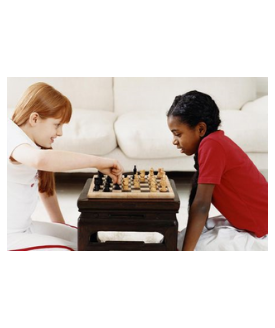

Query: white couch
left=7, top=77, right=268, bottom=173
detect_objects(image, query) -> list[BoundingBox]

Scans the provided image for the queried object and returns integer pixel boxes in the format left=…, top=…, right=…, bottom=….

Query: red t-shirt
left=198, top=130, right=268, bottom=237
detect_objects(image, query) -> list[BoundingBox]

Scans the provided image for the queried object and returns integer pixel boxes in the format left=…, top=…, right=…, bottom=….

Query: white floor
left=32, top=174, right=222, bottom=231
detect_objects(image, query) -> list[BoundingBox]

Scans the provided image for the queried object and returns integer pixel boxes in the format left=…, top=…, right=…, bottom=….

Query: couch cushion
left=115, top=108, right=267, bottom=160
left=114, top=77, right=257, bottom=115
left=220, top=109, right=268, bottom=152
left=241, top=95, right=268, bottom=113
left=115, top=111, right=182, bottom=159
left=53, top=109, right=118, bottom=155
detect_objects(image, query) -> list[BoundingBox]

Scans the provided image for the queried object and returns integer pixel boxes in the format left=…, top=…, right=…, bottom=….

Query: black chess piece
left=93, top=177, right=101, bottom=191
left=103, top=183, right=111, bottom=192
left=133, top=165, right=137, bottom=175
left=106, top=176, right=112, bottom=183
left=97, top=171, right=104, bottom=184
left=113, top=183, right=121, bottom=190
left=94, top=185, right=100, bottom=191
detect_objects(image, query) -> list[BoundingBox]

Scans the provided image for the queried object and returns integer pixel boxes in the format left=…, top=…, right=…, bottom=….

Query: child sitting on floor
left=167, top=90, right=268, bottom=251
left=7, top=82, right=123, bottom=251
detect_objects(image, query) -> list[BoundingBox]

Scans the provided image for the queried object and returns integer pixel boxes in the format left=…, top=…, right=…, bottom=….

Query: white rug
left=177, top=216, right=268, bottom=251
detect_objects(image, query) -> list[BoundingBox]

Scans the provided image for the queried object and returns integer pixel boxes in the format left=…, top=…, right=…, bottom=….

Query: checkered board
left=87, top=175, right=175, bottom=199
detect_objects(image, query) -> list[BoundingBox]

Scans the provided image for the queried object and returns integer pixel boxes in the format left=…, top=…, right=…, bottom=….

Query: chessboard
left=87, top=172, right=175, bottom=199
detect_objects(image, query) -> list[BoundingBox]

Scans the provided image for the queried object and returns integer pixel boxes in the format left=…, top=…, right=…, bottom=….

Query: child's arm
left=39, top=191, right=65, bottom=224
left=11, top=144, right=123, bottom=183
left=182, top=184, right=215, bottom=251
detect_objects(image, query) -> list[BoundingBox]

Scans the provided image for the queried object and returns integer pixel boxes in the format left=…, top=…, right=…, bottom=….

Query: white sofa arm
left=241, top=95, right=268, bottom=114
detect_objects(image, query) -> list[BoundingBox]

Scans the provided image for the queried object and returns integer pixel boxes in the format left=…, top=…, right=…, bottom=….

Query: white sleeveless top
left=7, top=119, right=41, bottom=233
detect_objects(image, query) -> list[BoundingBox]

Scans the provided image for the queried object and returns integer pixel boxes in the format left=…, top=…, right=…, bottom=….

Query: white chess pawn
left=140, top=170, right=146, bottom=182
left=159, top=180, right=167, bottom=192
left=157, top=168, right=162, bottom=179
left=122, top=178, right=129, bottom=190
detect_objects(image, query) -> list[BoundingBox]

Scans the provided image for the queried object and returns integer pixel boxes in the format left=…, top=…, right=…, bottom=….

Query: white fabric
left=115, top=108, right=268, bottom=159
left=53, top=109, right=118, bottom=156
left=115, top=110, right=182, bottom=159
left=241, top=95, right=268, bottom=113
left=98, top=231, right=164, bottom=243
left=114, top=77, right=257, bottom=115
left=177, top=216, right=268, bottom=251
left=220, top=109, right=268, bottom=152
left=7, top=119, right=40, bottom=234
left=7, top=221, right=77, bottom=251
left=7, top=77, right=114, bottom=111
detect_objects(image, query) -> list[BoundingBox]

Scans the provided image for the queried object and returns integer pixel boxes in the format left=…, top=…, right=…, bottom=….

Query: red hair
left=12, top=82, right=72, bottom=196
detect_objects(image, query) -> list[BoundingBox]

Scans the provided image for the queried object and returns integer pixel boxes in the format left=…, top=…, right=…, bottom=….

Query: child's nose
left=57, top=126, right=63, bottom=136
left=173, top=137, right=178, bottom=145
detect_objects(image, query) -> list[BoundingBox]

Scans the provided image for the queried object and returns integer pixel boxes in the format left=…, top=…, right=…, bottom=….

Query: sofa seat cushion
left=115, top=111, right=182, bottom=159
left=53, top=109, right=118, bottom=155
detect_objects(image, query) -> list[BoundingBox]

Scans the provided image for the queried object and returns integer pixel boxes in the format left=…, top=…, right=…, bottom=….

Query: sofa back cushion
left=54, top=109, right=118, bottom=155
left=7, top=77, right=114, bottom=112
left=114, top=77, right=257, bottom=115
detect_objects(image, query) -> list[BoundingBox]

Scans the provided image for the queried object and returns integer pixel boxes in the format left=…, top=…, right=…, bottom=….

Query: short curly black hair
left=167, top=90, right=221, bottom=136
left=167, top=90, right=222, bottom=212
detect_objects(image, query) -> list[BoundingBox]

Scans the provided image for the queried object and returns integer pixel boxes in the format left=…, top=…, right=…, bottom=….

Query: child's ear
left=29, top=112, right=39, bottom=126
left=198, top=122, right=207, bottom=137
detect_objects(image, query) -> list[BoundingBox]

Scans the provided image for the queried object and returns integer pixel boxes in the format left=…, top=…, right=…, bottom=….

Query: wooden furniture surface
left=77, top=178, right=180, bottom=251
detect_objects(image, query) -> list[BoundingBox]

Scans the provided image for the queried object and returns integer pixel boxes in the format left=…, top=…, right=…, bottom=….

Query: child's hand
left=97, top=158, right=124, bottom=184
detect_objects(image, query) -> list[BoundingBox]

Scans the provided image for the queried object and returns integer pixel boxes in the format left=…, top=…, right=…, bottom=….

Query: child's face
left=32, top=116, right=64, bottom=148
left=167, top=116, right=206, bottom=156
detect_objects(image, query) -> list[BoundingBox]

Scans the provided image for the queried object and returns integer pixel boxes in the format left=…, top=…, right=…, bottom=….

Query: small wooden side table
left=77, top=179, right=180, bottom=251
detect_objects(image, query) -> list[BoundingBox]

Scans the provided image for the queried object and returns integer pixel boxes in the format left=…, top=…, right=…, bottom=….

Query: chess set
left=87, top=167, right=175, bottom=199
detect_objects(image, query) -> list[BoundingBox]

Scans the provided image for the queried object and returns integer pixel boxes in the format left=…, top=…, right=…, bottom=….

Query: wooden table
left=77, top=178, right=180, bottom=251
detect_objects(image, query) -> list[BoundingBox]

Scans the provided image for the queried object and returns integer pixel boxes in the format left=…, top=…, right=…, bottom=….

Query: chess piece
left=140, top=170, right=146, bottom=182
left=160, top=175, right=166, bottom=186
left=93, top=177, right=101, bottom=191
left=148, top=167, right=154, bottom=179
left=133, top=165, right=137, bottom=176
left=150, top=184, right=157, bottom=192
left=159, top=179, right=167, bottom=192
left=103, top=183, right=111, bottom=192
left=122, top=177, right=129, bottom=191
left=97, top=171, right=103, bottom=184
left=159, top=185, right=167, bottom=192
left=157, top=168, right=164, bottom=179
left=113, top=183, right=121, bottom=190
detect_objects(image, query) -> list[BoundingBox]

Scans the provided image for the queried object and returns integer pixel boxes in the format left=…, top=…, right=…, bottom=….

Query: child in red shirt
left=167, top=91, right=268, bottom=251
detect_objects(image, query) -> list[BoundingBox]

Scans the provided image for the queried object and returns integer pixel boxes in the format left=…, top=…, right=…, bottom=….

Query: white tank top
left=7, top=119, right=41, bottom=233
